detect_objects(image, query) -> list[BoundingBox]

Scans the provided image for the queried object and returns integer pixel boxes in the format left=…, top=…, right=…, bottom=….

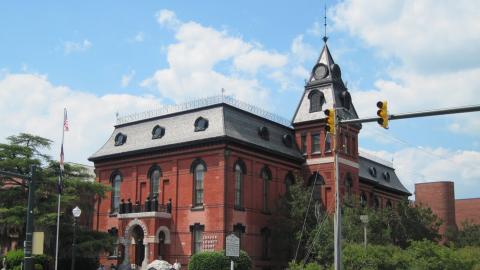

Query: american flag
left=63, top=109, right=69, bottom=131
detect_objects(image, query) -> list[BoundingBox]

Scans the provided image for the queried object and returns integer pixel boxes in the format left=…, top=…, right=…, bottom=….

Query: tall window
left=234, top=163, right=244, bottom=208
left=233, top=223, right=246, bottom=249
left=301, top=133, right=307, bottom=155
left=312, top=133, right=320, bottom=153
left=190, top=223, right=204, bottom=254
left=343, top=134, right=349, bottom=154
left=345, top=174, right=353, bottom=197
left=325, top=133, right=331, bottom=152
left=360, top=192, right=367, bottom=207
left=194, top=163, right=205, bottom=206
left=111, top=172, right=122, bottom=213
left=308, top=172, right=324, bottom=202
left=261, top=167, right=271, bottom=212
left=285, top=172, right=295, bottom=194
left=149, top=166, right=161, bottom=198
left=308, top=90, right=325, bottom=113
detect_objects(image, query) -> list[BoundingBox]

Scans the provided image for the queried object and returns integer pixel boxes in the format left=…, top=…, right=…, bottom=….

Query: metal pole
left=24, top=165, right=36, bottom=270
left=333, top=126, right=341, bottom=270
left=339, top=104, right=480, bottom=125
left=363, top=225, right=367, bottom=249
left=54, top=190, right=61, bottom=270
left=230, top=260, right=234, bottom=270
left=71, top=217, right=77, bottom=270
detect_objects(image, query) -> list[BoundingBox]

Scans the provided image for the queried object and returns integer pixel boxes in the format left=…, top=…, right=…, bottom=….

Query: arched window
left=260, top=227, right=271, bottom=259
left=360, top=192, right=367, bottom=207
left=308, top=172, right=325, bottom=202
left=308, top=90, right=325, bottom=113
left=158, top=231, right=165, bottom=258
left=345, top=173, right=353, bottom=196
left=148, top=165, right=162, bottom=199
left=261, top=166, right=272, bottom=212
left=386, top=199, right=393, bottom=208
left=194, top=117, right=209, bottom=132
left=193, top=162, right=205, bottom=206
left=110, top=172, right=122, bottom=213
left=234, top=161, right=246, bottom=209
left=285, top=172, right=295, bottom=194
left=373, top=196, right=380, bottom=209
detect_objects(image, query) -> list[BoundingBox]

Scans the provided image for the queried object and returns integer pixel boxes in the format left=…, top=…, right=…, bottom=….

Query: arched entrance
left=131, top=225, right=145, bottom=267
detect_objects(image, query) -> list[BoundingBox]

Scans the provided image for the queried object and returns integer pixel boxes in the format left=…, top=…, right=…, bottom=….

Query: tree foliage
left=0, top=133, right=113, bottom=266
left=188, top=250, right=252, bottom=270
left=270, top=176, right=442, bottom=267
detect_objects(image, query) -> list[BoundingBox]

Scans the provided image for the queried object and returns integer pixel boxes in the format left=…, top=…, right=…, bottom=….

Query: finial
left=323, top=2, right=328, bottom=43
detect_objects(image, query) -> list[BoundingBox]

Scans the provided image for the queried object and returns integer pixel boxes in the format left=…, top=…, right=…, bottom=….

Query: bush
left=188, top=250, right=252, bottom=270
left=5, top=249, right=23, bottom=269
left=288, top=261, right=325, bottom=270
left=343, top=243, right=408, bottom=270
left=188, top=251, right=228, bottom=270
left=34, top=263, right=43, bottom=270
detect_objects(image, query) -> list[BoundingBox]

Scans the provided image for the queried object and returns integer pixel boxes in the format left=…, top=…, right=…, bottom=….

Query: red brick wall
left=455, top=198, right=480, bottom=228
left=415, top=182, right=457, bottom=236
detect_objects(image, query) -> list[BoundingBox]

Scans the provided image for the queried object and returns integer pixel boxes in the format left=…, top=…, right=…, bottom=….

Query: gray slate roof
left=358, top=155, right=411, bottom=195
left=89, top=104, right=303, bottom=162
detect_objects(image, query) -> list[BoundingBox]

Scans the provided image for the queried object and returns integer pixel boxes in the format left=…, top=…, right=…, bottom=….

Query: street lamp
left=360, top=215, right=369, bottom=249
left=71, top=206, right=81, bottom=270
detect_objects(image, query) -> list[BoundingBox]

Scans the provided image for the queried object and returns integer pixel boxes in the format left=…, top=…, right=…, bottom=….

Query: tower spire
left=323, top=3, right=328, bottom=43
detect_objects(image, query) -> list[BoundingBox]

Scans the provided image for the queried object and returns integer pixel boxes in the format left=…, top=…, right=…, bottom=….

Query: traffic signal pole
left=340, top=104, right=480, bottom=125
left=333, top=126, right=341, bottom=270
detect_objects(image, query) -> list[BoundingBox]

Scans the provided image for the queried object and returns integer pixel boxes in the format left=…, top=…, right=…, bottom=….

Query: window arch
left=345, top=173, right=353, bottom=196
left=261, top=166, right=272, bottom=212
left=191, top=159, right=207, bottom=206
left=386, top=199, right=393, bottom=208
left=360, top=192, right=367, bottom=207
left=233, top=159, right=246, bottom=209
left=148, top=165, right=162, bottom=199
left=373, top=196, right=380, bottom=209
left=285, top=172, right=295, bottom=193
left=110, top=171, right=122, bottom=213
left=308, top=90, right=325, bottom=113
left=308, top=172, right=325, bottom=202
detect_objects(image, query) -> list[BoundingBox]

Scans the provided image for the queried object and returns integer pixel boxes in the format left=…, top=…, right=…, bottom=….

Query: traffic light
left=324, top=108, right=336, bottom=134
left=376, top=101, right=389, bottom=129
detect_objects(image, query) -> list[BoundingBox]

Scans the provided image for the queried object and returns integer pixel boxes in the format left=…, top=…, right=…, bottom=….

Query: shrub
left=5, top=249, right=23, bottom=269
left=188, top=250, right=252, bottom=270
left=288, top=261, right=324, bottom=270
left=188, top=251, right=228, bottom=270
left=34, top=263, right=43, bottom=270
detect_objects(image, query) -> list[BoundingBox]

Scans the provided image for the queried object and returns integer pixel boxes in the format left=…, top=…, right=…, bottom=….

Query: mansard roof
left=89, top=97, right=303, bottom=162
left=358, top=154, right=411, bottom=196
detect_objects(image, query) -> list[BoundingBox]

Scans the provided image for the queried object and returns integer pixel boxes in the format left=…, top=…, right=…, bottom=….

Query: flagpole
left=54, top=108, right=67, bottom=270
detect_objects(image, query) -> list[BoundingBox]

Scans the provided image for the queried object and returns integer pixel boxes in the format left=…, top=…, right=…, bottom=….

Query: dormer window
left=368, top=166, right=377, bottom=177
left=308, top=90, right=325, bottom=113
left=114, top=133, right=127, bottom=146
left=383, top=171, right=391, bottom=182
left=152, top=125, right=165, bottom=139
left=341, top=90, right=352, bottom=110
left=258, top=126, right=269, bottom=140
left=282, top=134, right=293, bottom=147
left=194, top=117, right=209, bottom=132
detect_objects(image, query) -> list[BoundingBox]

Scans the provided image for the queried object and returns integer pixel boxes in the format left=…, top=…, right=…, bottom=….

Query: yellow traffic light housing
left=324, top=109, right=336, bottom=134
left=376, top=101, right=389, bottom=129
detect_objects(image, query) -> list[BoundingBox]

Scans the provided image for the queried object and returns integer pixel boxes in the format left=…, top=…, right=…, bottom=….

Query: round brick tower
left=415, top=181, right=457, bottom=238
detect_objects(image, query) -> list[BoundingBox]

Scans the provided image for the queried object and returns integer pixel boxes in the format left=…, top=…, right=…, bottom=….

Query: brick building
left=415, top=181, right=480, bottom=236
left=89, top=42, right=411, bottom=270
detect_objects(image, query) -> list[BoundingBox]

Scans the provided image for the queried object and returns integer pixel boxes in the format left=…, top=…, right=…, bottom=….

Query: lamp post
left=360, top=215, right=369, bottom=249
left=71, top=206, right=81, bottom=270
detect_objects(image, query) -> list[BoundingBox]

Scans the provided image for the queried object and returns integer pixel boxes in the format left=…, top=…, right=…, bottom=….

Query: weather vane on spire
left=323, top=3, right=328, bottom=43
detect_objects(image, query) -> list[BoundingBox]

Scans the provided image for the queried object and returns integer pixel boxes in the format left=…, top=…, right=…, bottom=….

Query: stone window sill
left=191, top=205, right=205, bottom=211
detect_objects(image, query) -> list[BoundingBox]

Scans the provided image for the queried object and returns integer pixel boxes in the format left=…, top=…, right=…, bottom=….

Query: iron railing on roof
left=116, top=95, right=292, bottom=127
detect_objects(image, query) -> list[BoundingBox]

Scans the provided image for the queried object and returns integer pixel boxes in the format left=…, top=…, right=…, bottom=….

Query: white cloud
left=156, top=9, right=181, bottom=29
left=144, top=11, right=299, bottom=106
left=233, top=49, right=288, bottom=74
left=307, top=21, right=323, bottom=37
left=332, top=0, right=480, bottom=73
left=0, top=72, right=160, bottom=164
left=63, top=39, right=92, bottom=54
left=121, top=70, right=136, bottom=88
left=361, top=147, right=480, bottom=198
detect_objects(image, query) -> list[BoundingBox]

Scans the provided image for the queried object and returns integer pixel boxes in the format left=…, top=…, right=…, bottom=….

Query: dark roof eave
left=359, top=177, right=412, bottom=196
left=89, top=136, right=304, bottom=164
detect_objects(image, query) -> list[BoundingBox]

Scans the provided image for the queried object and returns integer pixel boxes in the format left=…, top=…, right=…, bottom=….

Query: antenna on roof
left=115, top=112, right=119, bottom=120
left=221, top=88, right=225, bottom=97
left=323, top=2, right=328, bottom=43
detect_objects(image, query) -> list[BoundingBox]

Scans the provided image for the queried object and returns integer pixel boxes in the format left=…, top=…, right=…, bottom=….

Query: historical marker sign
left=225, top=234, right=240, bottom=257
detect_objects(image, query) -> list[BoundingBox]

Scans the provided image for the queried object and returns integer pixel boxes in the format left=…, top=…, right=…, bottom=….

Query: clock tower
left=292, top=41, right=362, bottom=211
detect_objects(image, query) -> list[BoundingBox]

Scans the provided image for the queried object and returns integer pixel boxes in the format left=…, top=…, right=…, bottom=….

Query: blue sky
left=1, top=0, right=479, bottom=199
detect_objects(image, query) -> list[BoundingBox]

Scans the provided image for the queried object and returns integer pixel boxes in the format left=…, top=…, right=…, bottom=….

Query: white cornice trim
left=304, top=156, right=359, bottom=168
left=338, top=157, right=359, bottom=168
left=118, top=211, right=172, bottom=219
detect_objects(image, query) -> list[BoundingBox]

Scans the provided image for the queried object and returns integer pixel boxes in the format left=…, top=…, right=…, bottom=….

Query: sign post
left=226, top=234, right=240, bottom=270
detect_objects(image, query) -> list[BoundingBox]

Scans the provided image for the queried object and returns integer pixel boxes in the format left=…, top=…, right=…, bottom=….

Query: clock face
left=314, top=64, right=328, bottom=80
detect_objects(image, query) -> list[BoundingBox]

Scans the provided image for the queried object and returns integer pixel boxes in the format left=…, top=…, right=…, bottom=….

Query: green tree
left=0, top=133, right=113, bottom=267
